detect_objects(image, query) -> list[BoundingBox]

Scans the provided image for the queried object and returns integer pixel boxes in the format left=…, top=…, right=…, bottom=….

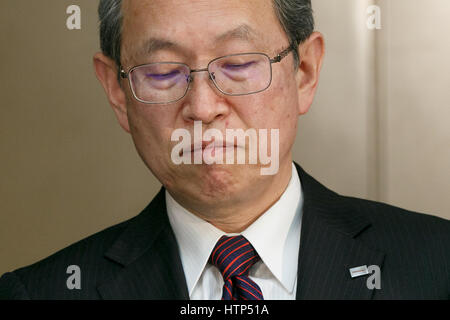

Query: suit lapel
left=294, top=163, right=385, bottom=299
left=97, top=188, right=189, bottom=299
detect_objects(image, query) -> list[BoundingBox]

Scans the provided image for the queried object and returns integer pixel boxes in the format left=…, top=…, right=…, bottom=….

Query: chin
left=202, top=164, right=266, bottom=199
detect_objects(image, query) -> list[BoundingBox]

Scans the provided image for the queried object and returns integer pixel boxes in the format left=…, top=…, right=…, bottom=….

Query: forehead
left=121, top=0, right=287, bottom=60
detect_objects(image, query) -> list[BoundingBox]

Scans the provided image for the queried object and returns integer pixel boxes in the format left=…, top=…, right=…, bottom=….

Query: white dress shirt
left=166, top=162, right=303, bottom=300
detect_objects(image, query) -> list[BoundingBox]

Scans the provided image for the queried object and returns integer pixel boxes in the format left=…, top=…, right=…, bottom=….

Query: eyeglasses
left=120, top=44, right=295, bottom=104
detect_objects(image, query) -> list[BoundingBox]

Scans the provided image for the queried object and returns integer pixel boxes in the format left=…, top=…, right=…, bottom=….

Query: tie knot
left=209, top=235, right=260, bottom=281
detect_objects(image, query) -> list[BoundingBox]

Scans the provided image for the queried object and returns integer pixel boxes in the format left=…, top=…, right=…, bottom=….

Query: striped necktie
left=209, top=235, right=264, bottom=300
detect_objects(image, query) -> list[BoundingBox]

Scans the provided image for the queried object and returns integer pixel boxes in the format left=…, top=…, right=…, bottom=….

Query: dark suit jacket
left=1, top=163, right=449, bottom=299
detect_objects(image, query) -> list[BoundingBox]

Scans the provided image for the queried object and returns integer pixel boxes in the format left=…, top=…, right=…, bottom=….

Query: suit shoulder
left=22, top=217, right=133, bottom=270
left=343, top=195, right=450, bottom=249
left=346, top=196, right=449, bottom=227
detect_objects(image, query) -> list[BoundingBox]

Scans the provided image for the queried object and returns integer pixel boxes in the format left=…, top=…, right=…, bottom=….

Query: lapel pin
left=349, top=265, right=369, bottom=278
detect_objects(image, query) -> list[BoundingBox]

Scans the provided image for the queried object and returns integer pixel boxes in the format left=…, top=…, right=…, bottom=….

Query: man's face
left=118, top=0, right=305, bottom=211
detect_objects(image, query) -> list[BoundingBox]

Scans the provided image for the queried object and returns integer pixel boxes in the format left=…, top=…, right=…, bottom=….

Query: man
left=0, top=0, right=449, bottom=300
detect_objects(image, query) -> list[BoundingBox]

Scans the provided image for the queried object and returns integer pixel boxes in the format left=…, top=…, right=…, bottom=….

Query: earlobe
left=296, top=32, right=325, bottom=115
left=93, top=52, right=131, bottom=133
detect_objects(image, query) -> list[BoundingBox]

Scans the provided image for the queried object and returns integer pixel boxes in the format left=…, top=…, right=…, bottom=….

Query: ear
left=93, top=52, right=130, bottom=133
left=295, top=32, right=325, bottom=115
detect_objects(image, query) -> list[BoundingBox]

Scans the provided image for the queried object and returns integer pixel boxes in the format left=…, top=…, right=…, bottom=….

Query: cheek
left=251, top=74, right=299, bottom=128
left=127, top=105, right=181, bottom=187
left=127, top=103, right=176, bottom=162
left=255, top=73, right=300, bottom=153
left=273, top=70, right=300, bottom=121
left=128, top=100, right=170, bottom=135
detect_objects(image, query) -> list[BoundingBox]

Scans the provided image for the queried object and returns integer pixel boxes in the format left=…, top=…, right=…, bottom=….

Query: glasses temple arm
left=270, top=44, right=296, bottom=63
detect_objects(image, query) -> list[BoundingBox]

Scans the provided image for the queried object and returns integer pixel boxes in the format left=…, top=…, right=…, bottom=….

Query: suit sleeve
left=0, top=272, right=31, bottom=300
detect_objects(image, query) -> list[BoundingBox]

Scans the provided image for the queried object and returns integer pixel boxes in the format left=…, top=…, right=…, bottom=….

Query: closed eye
left=222, top=61, right=255, bottom=70
left=145, top=69, right=181, bottom=80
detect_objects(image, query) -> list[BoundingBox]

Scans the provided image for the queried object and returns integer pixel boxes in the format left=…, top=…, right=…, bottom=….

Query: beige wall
left=1, top=0, right=449, bottom=275
left=377, top=0, right=450, bottom=216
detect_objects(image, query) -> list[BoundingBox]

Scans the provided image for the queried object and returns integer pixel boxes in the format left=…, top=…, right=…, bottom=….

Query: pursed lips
left=177, top=140, right=242, bottom=157
left=190, top=140, right=239, bottom=153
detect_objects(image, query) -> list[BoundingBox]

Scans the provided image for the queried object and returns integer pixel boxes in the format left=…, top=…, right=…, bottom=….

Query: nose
left=181, top=71, right=230, bottom=125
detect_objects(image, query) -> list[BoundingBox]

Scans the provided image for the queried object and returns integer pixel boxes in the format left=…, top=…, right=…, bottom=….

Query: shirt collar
left=242, top=163, right=302, bottom=292
left=166, top=162, right=303, bottom=296
left=166, top=192, right=223, bottom=296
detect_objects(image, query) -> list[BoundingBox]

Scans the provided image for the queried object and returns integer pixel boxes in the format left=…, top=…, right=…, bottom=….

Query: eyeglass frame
left=119, top=43, right=296, bottom=105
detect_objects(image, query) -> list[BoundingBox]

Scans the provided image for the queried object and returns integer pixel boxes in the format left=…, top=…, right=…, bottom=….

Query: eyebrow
left=214, top=24, right=259, bottom=43
left=138, top=24, right=260, bottom=58
left=142, top=38, right=180, bottom=57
